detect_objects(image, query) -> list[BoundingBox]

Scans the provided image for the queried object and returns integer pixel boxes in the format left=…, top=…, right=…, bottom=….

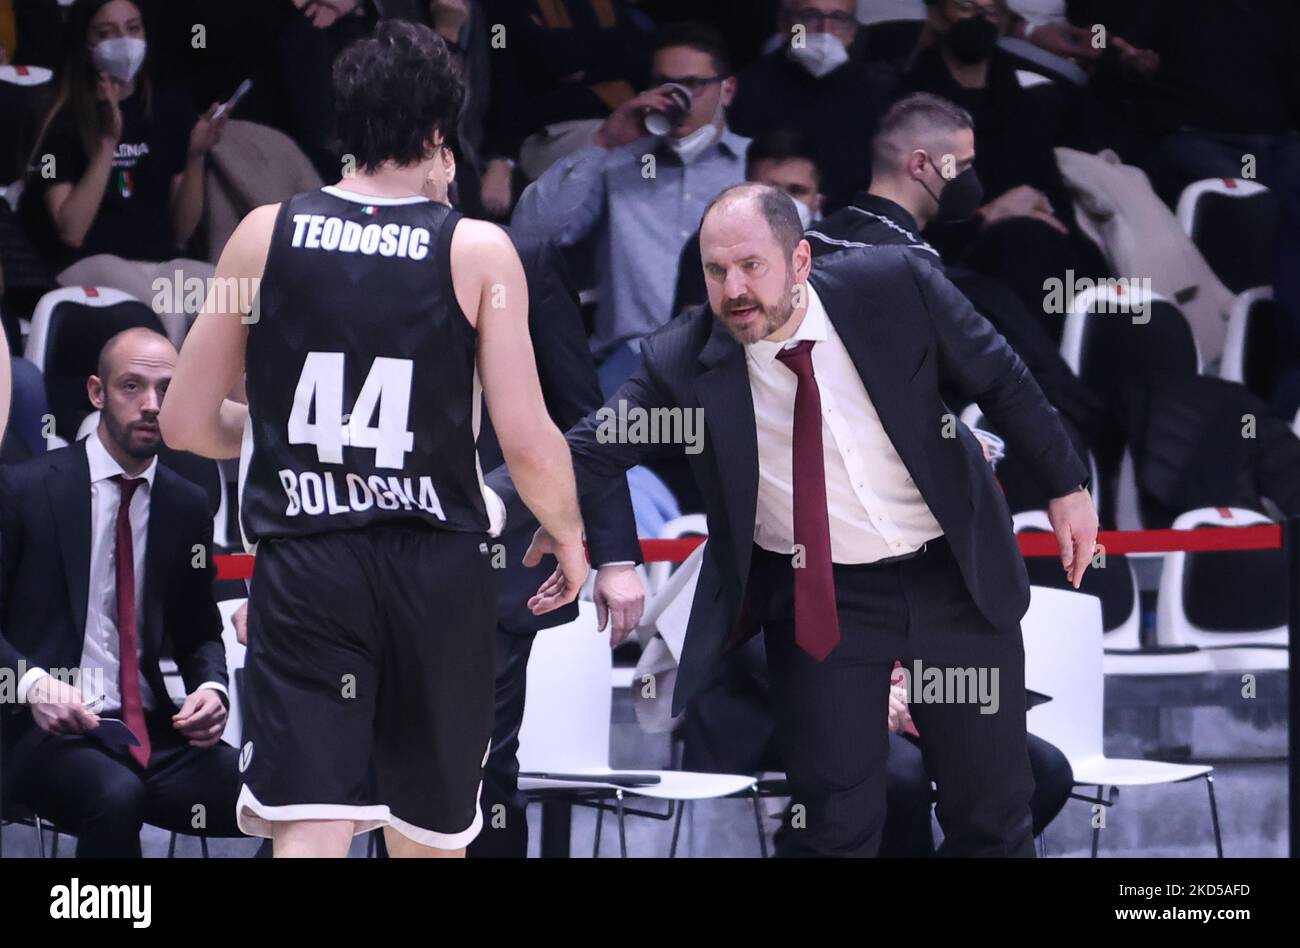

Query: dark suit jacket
left=488, top=246, right=1088, bottom=713
left=0, top=440, right=227, bottom=749
left=479, top=235, right=641, bottom=635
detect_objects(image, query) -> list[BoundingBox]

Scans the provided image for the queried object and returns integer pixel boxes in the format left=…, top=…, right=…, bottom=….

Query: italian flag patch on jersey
left=361, top=205, right=379, bottom=216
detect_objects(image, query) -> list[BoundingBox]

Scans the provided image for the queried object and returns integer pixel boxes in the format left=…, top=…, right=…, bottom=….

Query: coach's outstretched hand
left=1048, top=487, right=1100, bottom=590
left=524, top=526, right=590, bottom=615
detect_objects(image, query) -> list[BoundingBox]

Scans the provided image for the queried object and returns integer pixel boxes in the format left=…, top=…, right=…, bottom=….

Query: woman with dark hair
left=23, top=0, right=225, bottom=341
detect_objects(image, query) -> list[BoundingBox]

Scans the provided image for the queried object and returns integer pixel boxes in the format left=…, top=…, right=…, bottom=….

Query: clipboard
left=87, top=718, right=142, bottom=749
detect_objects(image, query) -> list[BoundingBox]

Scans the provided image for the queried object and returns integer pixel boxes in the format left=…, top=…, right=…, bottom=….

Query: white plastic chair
left=1156, top=508, right=1288, bottom=654
left=1021, top=585, right=1223, bottom=856
left=217, top=598, right=248, bottom=747
left=1061, top=284, right=1203, bottom=378
left=1176, top=178, right=1271, bottom=234
left=1176, top=178, right=1278, bottom=296
left=1013, top=510, right=1140, bottom=651
left=646, top=513, right=707, bottom=599
left=74, top=410, right=99, bottom=442
left=518, top=601, right=762, bottom=857
left=0, top=65, right=54, bottom=87
left=23, top=285, right=142, bottom=372
left=1219, top=286, right=1276, bottom=393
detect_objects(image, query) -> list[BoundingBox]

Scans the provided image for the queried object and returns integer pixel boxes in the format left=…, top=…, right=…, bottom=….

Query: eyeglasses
left=949, top=0, right=999, bottom=16
left=650, top=74, right=726, bottom=94
left=785, top=8, right=857, bottom=29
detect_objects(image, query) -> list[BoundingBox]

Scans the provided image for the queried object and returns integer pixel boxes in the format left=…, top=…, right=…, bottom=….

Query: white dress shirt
left=747, top=283, right=944, bottom=564
left=17, top=431, right=227, bottom=711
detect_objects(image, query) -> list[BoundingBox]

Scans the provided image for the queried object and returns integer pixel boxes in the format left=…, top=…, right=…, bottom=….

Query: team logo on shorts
left=239, top=741, right=254, bottom=773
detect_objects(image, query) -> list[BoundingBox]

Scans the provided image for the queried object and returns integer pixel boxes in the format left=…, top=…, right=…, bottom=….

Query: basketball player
left=158, top=21, right=588, bottom=858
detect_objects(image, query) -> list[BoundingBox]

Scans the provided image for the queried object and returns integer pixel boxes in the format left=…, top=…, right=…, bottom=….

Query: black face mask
left=921, top=162, right=985, bottom=222
left=946, top=14, right=999, bottom=65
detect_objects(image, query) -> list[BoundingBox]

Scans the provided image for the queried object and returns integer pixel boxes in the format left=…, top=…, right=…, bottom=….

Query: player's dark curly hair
left=332, top=20, right=465, bottom=172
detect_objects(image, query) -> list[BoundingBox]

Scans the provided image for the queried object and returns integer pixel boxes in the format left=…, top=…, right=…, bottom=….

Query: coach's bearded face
left=702, top=212, right=804, bottom=345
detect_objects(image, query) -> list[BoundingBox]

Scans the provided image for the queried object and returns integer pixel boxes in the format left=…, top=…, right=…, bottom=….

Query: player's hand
left=1048, top=487, right=1099, bottom=589
left=172, top=688, right=228, bottom=748
left=29, top=677, right=100, bottom=736
left=233, top=600, right=249, bottom=646
left=593, top=564, right=645, bottom=647
left=524, top=526, right=589, bottom=615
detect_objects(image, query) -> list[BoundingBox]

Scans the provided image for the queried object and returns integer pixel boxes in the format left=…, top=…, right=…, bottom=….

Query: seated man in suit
left=0, top=327, right=245, bottom=857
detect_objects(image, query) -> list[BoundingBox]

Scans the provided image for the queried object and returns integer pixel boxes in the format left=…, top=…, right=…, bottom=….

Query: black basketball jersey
left=240, top=186, right=499, bottom=545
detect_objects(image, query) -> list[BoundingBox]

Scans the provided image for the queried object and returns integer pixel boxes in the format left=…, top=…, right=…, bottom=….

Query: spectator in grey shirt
left=512, top=22, right=750, bottom=395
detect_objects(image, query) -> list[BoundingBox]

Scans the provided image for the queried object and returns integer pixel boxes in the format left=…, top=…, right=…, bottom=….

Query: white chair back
left=0, top=65, right=54, bottom=87
left=1219, top=286, right=1275, bottom=385
left=518, top=602, right=610, bottom=773
left=1156, top=507, right=1287, bottom=648
left=1021, top=585, right=1105, bottom=764
left=23, top=286, right=141, bottom=372
left=75, top=410, right=100, bottom=442
left=1062, top=284, right=1202, bottom=375
left=1175, top=178, right=1271, bottom=237
left=647, top=514, right=708, bottom=595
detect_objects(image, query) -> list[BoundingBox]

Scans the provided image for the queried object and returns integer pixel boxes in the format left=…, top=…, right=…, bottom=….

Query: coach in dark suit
left=466, top=233, right=643, bottom=858
left=492, top=183, right=1098, bottom=857
left=0, top=328, right=244, bottom=857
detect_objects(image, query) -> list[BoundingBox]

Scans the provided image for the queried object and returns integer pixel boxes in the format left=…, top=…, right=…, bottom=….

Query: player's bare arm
left=159, top=202, right=277, bottom=459
left=453, top=219, right=588, bottom=610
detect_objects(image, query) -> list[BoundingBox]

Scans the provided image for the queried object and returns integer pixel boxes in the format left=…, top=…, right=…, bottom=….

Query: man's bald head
left=97, top=326, right=175, bottom=382
left=702, top=182, right=806, bottom=258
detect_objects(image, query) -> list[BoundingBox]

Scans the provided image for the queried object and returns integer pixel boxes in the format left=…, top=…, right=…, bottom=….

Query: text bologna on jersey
left=278, top=469, right=447, bottom=519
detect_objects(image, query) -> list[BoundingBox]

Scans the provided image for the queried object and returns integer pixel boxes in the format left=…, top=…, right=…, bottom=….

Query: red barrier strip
left=214, top=525, right=1283, bottom=579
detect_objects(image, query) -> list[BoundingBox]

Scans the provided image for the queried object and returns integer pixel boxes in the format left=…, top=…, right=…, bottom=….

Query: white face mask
left=668, top=99, right=725, bottom=164
left=91, top=37, right=147, bottom=84
left=787, top=31, right=850, bottom=79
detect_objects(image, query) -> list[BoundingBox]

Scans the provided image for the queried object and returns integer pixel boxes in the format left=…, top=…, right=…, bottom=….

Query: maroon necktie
left=775, top=340, right=841, bottom=660
left=113, top=474, right=151, bottom=768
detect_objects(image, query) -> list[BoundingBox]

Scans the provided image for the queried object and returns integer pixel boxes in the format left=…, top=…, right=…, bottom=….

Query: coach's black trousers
left=753, top=537, right=1035, bottom=858
left=466, top=628, right=534, bottom=859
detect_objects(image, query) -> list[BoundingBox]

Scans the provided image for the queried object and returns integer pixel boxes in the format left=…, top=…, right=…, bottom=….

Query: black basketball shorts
left=235, top=523, right=497, bottom=849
